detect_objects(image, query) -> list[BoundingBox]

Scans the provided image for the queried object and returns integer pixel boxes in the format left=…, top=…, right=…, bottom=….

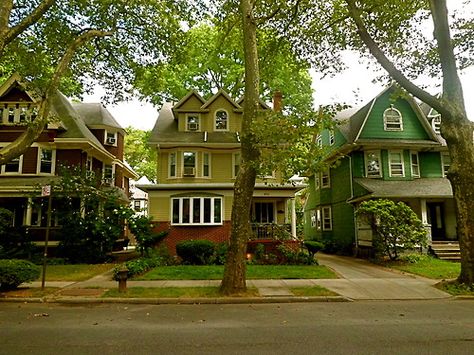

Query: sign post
left=41, top=185, right=52, bottom=290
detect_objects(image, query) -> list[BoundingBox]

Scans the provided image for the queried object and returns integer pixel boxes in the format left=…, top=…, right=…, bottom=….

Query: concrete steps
left=430, top=241, right=460, bottom=261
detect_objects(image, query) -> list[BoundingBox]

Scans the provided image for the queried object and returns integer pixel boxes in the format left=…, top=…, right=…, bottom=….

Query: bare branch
left=345, top=0, right=446, bottom=116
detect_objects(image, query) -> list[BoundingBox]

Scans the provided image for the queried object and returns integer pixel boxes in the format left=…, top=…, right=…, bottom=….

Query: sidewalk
left=10, top=253, right=452, bottom=303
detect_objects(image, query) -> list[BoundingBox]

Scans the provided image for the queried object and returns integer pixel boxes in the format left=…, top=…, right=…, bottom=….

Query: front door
left=427, top=202, right=445, bottom=240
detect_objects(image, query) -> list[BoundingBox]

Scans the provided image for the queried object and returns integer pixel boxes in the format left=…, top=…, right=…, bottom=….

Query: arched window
left=215, top=109, right=228, bottom=131
left=383, top=106, right=403, bottom=131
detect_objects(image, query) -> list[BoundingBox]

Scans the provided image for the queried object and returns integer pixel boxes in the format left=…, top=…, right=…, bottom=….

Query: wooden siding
left=22, top=147, right=38, bottom=174
left=419, top=152, right=443, bottom=178
left=358, top=90, right=431, bottom=140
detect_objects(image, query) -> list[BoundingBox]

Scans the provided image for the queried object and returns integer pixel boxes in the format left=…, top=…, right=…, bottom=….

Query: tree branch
left=345, top=0, right=447, bottom=116
left=0, top=29, right=113, bottom=165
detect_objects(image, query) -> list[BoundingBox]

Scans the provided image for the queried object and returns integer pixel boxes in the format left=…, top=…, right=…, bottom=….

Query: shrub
left=0, top=259, right=40, bottom=290
left=213, top=243, right=228, bottom=265
left=176, top=240, right=216, bottom=265
left=277, top=244, right=317, bottom=265
left=304, top=241, right=324, bottom=258
left=356, top=199, right=427, bottom=260
left=0, top=208, right=33, bottom=259
left=112, top=257, right=163, bottom=280
left=128, top=215, right=168, bottom=256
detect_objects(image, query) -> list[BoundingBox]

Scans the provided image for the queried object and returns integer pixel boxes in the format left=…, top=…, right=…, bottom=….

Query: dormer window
left=8, top=107, right=15, bottom=123
left=105, top=131, right=117, bottom=146
left=186, top=114, right=200, bottom=131
left=215, top=109, right=228, bottom=131
left=329, top=130, right=335, bottom=145
left=383, top=106, right=403, bottom=131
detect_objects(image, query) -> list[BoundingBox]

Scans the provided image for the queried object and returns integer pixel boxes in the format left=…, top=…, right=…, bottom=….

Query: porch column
left=420, top=199, right=428, bottom=224
left=290, top=198, right=297, bottom=239
left=25, top=197, right=33, bottom=225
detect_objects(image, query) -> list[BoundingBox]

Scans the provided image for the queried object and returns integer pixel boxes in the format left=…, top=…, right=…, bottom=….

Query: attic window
left=215, top=110, right=228, bottom=131
left=105, top=131, right=117, bottom=146
left=383, top=106, right=403, bottom=131
left=329, top=130, right=335, bottom=145
left=186, top=114, right=200, bottom=131
left=431, top=115, right=441, bottom=134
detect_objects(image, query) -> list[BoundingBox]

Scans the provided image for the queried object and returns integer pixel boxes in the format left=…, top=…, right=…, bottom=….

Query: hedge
left=0, top=259, right=40, bottom=290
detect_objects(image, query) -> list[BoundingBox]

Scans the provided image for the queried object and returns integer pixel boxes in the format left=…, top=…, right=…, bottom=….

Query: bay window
left=171, top=196, right=222, bottom=225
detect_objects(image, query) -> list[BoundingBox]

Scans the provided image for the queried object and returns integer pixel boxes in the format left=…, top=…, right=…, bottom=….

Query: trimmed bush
left=304, top=241, right=324, bottom=258
left=176, top=240, right=216, bottom=265
left=112, top=257, right=163, bottom=280
left=0, top=259, right=40, bottom=290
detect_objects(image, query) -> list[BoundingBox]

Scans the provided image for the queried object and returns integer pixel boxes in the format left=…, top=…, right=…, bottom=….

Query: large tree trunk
left=220, top=0, right=260, bottom=295
left=346, top=0, right=474, bottom=285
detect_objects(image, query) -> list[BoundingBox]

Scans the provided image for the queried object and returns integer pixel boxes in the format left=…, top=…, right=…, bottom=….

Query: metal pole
left=41, top=191, right=52, bottom=290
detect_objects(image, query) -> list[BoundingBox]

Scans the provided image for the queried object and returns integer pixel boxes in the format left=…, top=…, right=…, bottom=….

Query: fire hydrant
left=117, top=268, right=128, bottom=293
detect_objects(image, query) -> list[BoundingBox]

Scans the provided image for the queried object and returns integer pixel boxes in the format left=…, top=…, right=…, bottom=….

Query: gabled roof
left=172, top=90, right=206, bottom=111
left=236, top=96, right=271, bottom=110
left=72, top=102, right=123, bottom=131
left=201, top=88, right=241, bottom=110
left=0, top=73, right=40, bottom=102
left=334, top=84, right=440, bottom=145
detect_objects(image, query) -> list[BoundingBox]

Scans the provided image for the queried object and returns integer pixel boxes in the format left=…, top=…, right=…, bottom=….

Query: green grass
left=102, top=287, right=259, bottom=298
left=386, top=256, right=460, bottom=280
left=289, top=286, right=338, bottom=297
left=436, top=281, right=474, bottom=296
left=38, top=264, right=114, bottom=281
left=137, top=264, right=337, bottom=280
left=0, top=287, right=58, bottom=298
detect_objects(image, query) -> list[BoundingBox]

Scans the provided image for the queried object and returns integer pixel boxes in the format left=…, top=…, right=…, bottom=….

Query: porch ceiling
left=351, top=178, right=453, bottom=201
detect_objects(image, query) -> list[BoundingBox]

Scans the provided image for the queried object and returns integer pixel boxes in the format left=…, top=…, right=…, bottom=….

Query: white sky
left=84, top=1, right=474, bottom=129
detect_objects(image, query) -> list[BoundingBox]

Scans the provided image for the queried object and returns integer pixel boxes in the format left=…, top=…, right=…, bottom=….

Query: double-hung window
left=202, top=152, right=210, bottom=177
left=389, top=151, right=405, bottom=177
left=322, top=206, right=332, bottom=231
left=103, top=164, right=114, bottom=185
left=1, top=149, right=22, bottom=174
left=168, top=152, right=177, bottom=178
left=321, top=169, right=330, bottom=188
left=233, top=152, right=241, bottom=178
left=215, top=110, right=228, bottom=131
left=183, top=152, right=196, bottom=176
left=365, top=151, right=381, bottom=177
left=411, top=152, right=420, bottom=178
left=38, top=148, right=55, bottom=174
left=105, top=131, right=117, bottom=146
left=172, top=197, right=222, bottom=225
left=442, top=152, right=451, bottom=177
left=383, top=106, right=403, bottom=131
left=186, top=114, right=200, bottom=131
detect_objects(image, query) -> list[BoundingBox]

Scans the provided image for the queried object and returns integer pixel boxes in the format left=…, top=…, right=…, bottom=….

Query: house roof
left=201, top=88, right=241, bottom=110
left=172, top=90, right=206, bottom=111
left=72, top=102, right=123, bottom=131
left=351, top=178, right=453, bottom=202
left=149, top=102, right=240, bottom=145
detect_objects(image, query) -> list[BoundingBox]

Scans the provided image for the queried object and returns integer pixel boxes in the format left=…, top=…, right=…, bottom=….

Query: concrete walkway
left=22, top=253, right=452, bottom=301
left=313, top=253, right=451, bottom=300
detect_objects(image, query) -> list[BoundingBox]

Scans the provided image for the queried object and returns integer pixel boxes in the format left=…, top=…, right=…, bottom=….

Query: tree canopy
left=124, top=127, right=156, bottom=182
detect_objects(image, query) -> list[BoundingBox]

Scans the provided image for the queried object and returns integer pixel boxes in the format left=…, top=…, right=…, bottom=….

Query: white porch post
left=420, top=199, right=428, bottom=224
left=290, top=198, right=297, bottom=239
left=25, top=197, right=33, bottom=225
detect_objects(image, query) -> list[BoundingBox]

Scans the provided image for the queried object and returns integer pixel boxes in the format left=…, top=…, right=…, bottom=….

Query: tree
left=356, top=199, right=427, bottom=261
left=220, top=0, right=261, bottom=295
left=124, top=127, right=156, bottom=182
left=0, top=0, right=195, bottom=166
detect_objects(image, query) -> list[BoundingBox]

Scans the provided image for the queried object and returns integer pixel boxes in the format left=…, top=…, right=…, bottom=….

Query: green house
left=304, top=85, right=456, bottom=256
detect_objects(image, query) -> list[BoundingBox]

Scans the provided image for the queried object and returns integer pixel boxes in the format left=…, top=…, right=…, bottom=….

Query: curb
left=0, top=295, right=351, bottom=305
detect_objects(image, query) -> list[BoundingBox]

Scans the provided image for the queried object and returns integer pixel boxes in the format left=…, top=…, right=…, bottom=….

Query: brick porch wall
left=153, top=221, right=232, bottom=255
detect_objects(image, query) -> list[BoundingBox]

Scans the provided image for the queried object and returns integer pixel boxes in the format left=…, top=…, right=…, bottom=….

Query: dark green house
left=304, top=85, right=457, bottom=256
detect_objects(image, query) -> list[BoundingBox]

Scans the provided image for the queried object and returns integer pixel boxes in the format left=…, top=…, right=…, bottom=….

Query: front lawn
left=102, top=286, right=259, bottom=298
left=137, top=264, right=337, bottom=280
left=385, top=256, right=460, bottom=280
left=38, top=264, right=114, bottom=281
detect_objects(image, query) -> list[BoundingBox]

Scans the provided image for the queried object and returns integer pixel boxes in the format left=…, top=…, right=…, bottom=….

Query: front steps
left=430, top=241, right=461, bottom=261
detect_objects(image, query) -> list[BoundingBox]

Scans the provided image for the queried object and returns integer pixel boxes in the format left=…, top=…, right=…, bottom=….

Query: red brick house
left=0, top=74, right=137, bottom=246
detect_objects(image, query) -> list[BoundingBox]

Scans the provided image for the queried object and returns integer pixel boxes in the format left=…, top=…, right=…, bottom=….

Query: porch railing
left=250, top=223, right=292, bottom=241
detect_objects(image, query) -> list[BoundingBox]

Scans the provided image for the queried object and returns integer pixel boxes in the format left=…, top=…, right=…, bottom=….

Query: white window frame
left=316, top=134, right=322, bottom=147
left=168, top=152, right=177, bottom=178
left=171, top=196, right=223, bottom=225
left=186, top=114, right=200, bottom=132
left=103, top=163, right=114, bottom=185
left=410, top=151, right=420, bottom=178
left=105, top=131, right=118, bottom=146
left=232, top=152, right=241, bottom=178
left=310, top=210, right=317, bottom=228
left=389, top=150, right=405, bottom=177
left=214, top=109, right=229, bottom=131
left=322, top=206, right=332, bottom=231
left=431, top=115, right=441, bottom=134
left=329, top=130, right=335, bottom=145
left=314, top=173, right=320, bottom=190
left=37, top=147, right=56, bottom=175
left=383, top=106, right=403, bottom=131
left=365, top=150, right=382, bottom=178
left=321, top=169, right=330, bottom=188
left=86, top=156, right=93, bottom=172
left=202, top=152, right=211, bottom=178
left=1, top=150, right=23, bottom=174
left=182, top=151, right=197, bottom=177
left=441, top=152, right=451, bottom=177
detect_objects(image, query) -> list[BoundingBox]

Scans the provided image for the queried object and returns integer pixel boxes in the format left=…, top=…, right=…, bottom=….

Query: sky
left=84, top=1, right=474, bottom=130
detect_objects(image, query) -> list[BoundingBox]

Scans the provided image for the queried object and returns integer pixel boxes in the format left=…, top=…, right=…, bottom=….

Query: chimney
left=273, top=91, right=282, bottom=112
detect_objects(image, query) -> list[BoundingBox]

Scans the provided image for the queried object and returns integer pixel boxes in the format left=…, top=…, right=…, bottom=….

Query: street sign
left=41, top=185, right=51, bottom=197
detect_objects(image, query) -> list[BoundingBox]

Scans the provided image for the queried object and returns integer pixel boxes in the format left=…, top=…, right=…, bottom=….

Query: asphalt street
left=1, top=300, right=473, bottom=354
